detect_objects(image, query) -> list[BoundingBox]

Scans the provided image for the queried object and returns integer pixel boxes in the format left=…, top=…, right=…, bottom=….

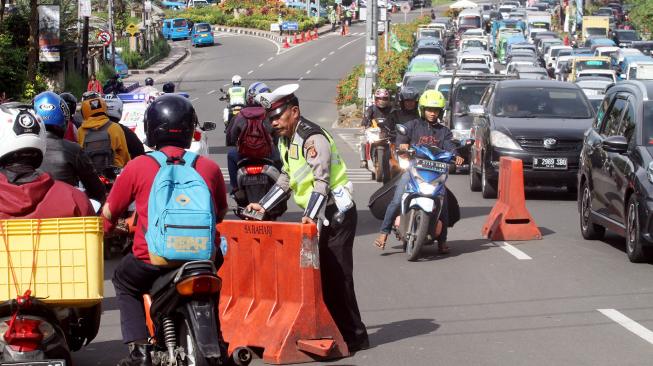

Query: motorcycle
left=232, top=158, right=287, bottom=221
left=362, top=118, right=398, bottom=183
left=393, top=124, right=461, bottom=261
left=142, top=260, right=252, bottom=366
left=0, top=295, right=101, bottom=364
left=219, top=89, right=245, bottom=130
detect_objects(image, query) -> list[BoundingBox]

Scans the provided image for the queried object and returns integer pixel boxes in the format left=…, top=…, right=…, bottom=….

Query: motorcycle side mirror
left=468, top=104, right=485, bottom=116
left=201, top=121, right=217, bottom=131
left=396, top=124, right=408, bottom=136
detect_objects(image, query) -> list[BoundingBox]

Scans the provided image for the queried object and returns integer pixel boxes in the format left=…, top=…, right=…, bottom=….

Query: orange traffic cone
left=301, top=31, right=306, bottom=43
left=293, top=32, right=300, bottom=44
left=283, top=36, right=291, bottom=48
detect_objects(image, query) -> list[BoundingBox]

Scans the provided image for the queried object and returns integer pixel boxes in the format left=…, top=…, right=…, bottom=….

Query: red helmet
left=374, top=89, right=390, bottom=99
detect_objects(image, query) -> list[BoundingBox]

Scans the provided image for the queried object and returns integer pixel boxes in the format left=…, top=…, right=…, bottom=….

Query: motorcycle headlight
left=365, top=127, right=381, bottom=142
left=399, top=157, right=410, bottom=170
left=418, top=182, right=436, bottom=195
left=490, top=130, right=523, bottom=150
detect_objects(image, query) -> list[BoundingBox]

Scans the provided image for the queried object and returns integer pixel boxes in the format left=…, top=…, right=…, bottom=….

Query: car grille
left=516, top=138, right=583, bottom=152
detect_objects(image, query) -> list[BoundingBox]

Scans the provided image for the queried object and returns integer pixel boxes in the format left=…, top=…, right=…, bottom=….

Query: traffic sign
left=282, top=21, right=299, bottom=31
left=97, top=31, right=112, bottom=46
left=126, top=23, right=139, bottom=36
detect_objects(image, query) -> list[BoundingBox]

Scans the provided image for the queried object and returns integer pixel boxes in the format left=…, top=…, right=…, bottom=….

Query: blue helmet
left=33, top=91, right=70, bottom=130
left=246, top=82, right=271, bottom=106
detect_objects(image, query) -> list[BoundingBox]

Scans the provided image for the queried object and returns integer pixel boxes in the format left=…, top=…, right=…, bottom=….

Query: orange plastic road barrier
left=283, top=37, right=291, bottom=48
left=217, top=220, right=348, bottom=364
left=293, top=32, right=300, bottom=44
left=301, top=31, right=307, bottom=43
left=481, top=157, right=542, bottom=241
left=314, top=29, right=319, bottom=39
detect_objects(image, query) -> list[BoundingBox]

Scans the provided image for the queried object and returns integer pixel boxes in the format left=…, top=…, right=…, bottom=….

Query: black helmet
left=59, top=92, right=78, bottom=117
left=162, top=82, right=175, bottom=93
left=145, top=77, right=154, bottom=86
left=398, top=87, right=419, bottom=102
left=144, top=94, right=197, bottom=149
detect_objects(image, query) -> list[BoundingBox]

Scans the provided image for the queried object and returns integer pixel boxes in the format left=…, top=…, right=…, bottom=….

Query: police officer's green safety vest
left=228, top=86, right=246, bottom=106
left=279, top=119, right=349, bottom=209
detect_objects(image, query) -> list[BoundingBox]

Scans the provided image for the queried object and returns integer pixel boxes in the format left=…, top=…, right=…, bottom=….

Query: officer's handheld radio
left=242, top=207, right=265, bottom=221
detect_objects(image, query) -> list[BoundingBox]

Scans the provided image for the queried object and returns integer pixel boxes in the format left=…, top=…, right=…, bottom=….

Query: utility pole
left=81, top=16, right=89, bottom=78
left=364, top=0, right=378, bottom=106
left=108, top=0, right=116, bottom=67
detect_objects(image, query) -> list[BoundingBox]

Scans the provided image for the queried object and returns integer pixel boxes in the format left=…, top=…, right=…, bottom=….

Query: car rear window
left=454, top=85, right=488, bottom=114
left=196, top=24, right=211, bottom=32
left=173, top=19, right=187, bottom=27
left=493, top=86, right=593, bottom=118
left=576, top=59, right=610, bottom=71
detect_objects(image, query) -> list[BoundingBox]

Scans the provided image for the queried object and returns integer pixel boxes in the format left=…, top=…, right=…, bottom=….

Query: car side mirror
left=396, top=124, right=408, bottom=136
left=468, top=104, right=485, bottom=116
left=602, top=135, right=628, bottom=153
left=200, top=121, right=217, bottom=131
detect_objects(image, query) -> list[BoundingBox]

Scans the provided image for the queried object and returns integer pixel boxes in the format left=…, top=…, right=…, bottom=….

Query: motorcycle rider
left=104, top=96, right=146, bottom=158
left=78, top=93, right=131, bottom=172
left=360, top=88, right=393, bottom=168
left=144, top=77, right=154, bottom=87
left=103, top=95, right=229, bottom=366
left=103, top=74, right=127, bottom=95
left=33, top=91, right=106, bottom=204
left=59, top=92, right=82, bottom=138
left=162, top=82, right=175, bottom=93
left=227, top=75, right=246, bottom=105
left=373, top=90, right=464, bottom=253
left=225, top=81, right=278, bottom=189
left=390, top=87, right=420, bottom=125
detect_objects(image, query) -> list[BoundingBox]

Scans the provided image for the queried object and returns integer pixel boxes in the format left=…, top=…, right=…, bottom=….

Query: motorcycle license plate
left=1, top=361, right=66, bottom=366
left=243, top=174, right=268, bottom=185
left=415, top=159, right=448, bottom=173
left=533, top=157, right=568, bottom=170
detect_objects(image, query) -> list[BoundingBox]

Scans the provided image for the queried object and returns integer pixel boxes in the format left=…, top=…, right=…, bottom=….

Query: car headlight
left=647, top=162, right=653, bottom=184
left=490, top=130, right=523, bottom=150
left=399, top=156, right=410, bottom=170
left=418, top=182, right=436, bottom=195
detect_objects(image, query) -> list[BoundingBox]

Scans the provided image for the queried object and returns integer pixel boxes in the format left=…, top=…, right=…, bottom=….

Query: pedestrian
left=329, top=6, right=337, bottom=32
left=431, top=9, right=436, bottom=19
left=546, top=63, right=555, bottom=79
left=278, top=14, right=283, bottom=36
left=87, top=73, right=102, bottom=94
left=344, top=6, right=353, bottom=35
left=247, top=84, right=370, bottom=353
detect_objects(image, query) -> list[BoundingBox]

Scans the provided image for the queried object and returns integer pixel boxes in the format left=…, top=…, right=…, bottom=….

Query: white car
left=594, top=46, right=620, bottom=58
left=576, top=69, right=617, bottom=83
left=544, top=45, right=572, bottom=66
left=457, top=52, right=494, bottom=74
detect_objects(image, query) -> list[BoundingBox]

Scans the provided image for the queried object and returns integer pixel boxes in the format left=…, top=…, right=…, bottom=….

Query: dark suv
left=578, top=80, right=653, bottom=262
left=468, top=79, right=595, bottom=198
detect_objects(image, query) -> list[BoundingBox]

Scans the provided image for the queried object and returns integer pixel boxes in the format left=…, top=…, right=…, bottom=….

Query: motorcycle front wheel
left=406, top=209, right=430, bottom=262
left=177, top=318, right=222, bottom=366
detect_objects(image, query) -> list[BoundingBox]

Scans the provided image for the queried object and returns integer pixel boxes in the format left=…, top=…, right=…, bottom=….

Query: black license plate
left=1, top=361, right=66, bottom=366
left=533, top=157, right=568, bottom=170
left=243, top=174, right=268, bottom=185
left=415, top=159, right=449, bottom=173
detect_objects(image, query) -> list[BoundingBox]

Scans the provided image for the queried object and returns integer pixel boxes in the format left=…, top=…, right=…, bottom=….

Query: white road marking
left=220, top=168, right=371, bottom=182
left=329, top=51, right=335, bottom=55
left=298, top=76, right=304, bottom=81
left=314, top=63, right=319, bottom=67
left=305, top=70, right=311, bottom=74
left=207, top=89, right=216, bottom=95
left=496, top=241, right=532, bottom=260
left=338, top=37, right=363, bottom=50
left=598, top=309, right=653, bottom=345
left=258, top=63, right=264, bottom=67
left=247, top=70, right=253, bottom=75
left=190, top=97, right=199, bottom=102
left=337, top=132, right=363, bottom=153
left=321, top=57, right=327, bottom=62
left=268, top=57, right=274, bottom=61
left=223, top=83, right=231, bottom=87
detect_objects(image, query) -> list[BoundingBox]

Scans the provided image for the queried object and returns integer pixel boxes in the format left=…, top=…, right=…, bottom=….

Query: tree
left=26, top=0, right=38, bottom=85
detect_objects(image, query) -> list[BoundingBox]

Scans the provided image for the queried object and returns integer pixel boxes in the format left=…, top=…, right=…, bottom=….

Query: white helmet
left=0, top=103, right=46, bottom=168
left=232, top=75, right=242, bottom=86
left=105, top=97, right=124, bottom=122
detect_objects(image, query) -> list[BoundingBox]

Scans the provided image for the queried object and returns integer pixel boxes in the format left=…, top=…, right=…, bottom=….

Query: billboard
left=38, top=5, right=60, bottom=62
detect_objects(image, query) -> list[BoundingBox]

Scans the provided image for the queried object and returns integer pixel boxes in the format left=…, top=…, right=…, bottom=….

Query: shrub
left=64, top=72, right=87, bottom=99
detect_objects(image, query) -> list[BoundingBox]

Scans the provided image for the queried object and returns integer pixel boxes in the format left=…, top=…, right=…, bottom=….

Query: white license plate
left=533, top=157, right=568, bottom=170
left=201, top=34, right=207, bottom=37
left=415, top=159, right=448, bottom=173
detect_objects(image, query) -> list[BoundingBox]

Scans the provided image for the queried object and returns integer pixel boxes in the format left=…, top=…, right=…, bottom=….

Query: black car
left=612, top=29, right=640, bottom=48
left=578, top=80, right=653, bottom=262
left=631, top=41, right=653, bottom=56
left=468, top=79, right=595, bottom=198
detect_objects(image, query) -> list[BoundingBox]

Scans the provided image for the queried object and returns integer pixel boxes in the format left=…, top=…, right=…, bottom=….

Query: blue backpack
left=145, top=151, right=216, bottom=266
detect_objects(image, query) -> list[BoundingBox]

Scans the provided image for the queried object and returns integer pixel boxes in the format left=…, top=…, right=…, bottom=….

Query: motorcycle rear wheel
left=178, top=318, right=222, bottom=366
left=406, top=209, right=429, bottom=262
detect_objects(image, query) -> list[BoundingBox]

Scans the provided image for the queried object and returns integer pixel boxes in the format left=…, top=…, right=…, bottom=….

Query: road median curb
left=128, top=43, right=189, bottom=75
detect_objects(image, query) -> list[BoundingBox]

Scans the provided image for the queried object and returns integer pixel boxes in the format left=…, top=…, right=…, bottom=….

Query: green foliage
left=0, top=13, right=29, bottom=100
left=22, top=74, right=49, bottom=101
left=64, top=72, right=87, bottom=100
left=113, top=37, right=170, bottom=69
left=97, top=63, right=117, bottom=84
left=627, top=0, right=653, bottom=35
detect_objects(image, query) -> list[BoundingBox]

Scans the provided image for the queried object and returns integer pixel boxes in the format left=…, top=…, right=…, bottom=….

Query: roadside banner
left=78, top=0, right=91, bottom=18
left=390, top=31, right=408, bottom=52
left=38, top=5, right=60, bottom=62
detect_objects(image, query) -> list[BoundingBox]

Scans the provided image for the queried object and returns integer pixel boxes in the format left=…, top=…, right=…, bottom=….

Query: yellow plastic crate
left=0, top=217, right=104, bottom=307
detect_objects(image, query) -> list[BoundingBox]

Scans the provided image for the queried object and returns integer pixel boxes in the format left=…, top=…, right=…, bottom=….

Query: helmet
left=145, top=77, right=154, bottom=86
left=246, top=82, right=271, bottom=106
left=33, top=91, right=70, bottom=131
left=398, top=87, right=419, bottom=102
left=162, top=82, right=175, bottom=93
left=105, top=97, right=124, bottom=122
left=418, top=90, right=446, bottom=119
left=59, top=92, right=78, bottom=118
left=232, top=75, right=242, bottom=86
left=81, top=95, right=108, bottom=119
left=374, top=88, right=390, bottom=99
left=144, top=94, right=197, bottom=149
left=0, top=103, right=46, bottom=168
left=81, top=91, right=102, bottom=101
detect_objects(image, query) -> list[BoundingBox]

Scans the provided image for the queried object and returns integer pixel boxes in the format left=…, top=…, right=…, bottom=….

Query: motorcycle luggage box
left=368, top=173, right=403, bottom=220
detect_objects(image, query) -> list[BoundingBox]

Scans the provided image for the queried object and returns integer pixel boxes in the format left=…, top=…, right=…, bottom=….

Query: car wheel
left=469, top=161, right=481, bottom=192
left=626, top=195, right=649, bottom=263
left=481, top=158, right=497, bottom=199
left=579, top=181, right=605, bottom=240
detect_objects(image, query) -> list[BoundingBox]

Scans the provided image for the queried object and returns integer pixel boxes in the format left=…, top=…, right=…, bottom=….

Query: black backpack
left=83, top=123, right=115, bottom=174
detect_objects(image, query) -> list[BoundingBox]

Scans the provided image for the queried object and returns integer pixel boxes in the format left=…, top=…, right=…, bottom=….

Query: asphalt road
left=77, top=9, right=653, bottom=366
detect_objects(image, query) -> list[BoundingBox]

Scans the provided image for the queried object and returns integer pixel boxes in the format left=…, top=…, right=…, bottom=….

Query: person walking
left=329, top=6, right=337, bottom=32
left=87, top=73, right=102, bottom=94
left=247, top=84, right=369, bottom=353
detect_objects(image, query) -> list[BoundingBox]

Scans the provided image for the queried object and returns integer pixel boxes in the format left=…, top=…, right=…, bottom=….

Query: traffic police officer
left=246, top=84, right=369, bottom=353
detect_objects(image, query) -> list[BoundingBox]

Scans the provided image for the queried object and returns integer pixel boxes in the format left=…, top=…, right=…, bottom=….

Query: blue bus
left=162, top=18, right=190, bottom=40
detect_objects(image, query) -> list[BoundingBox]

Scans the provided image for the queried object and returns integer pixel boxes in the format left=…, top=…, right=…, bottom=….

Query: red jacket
left=102, top=146, right=228, bottom=263
left=0, top=172, right=94, bottom=219
left=87, top=80, right=102, bottom=94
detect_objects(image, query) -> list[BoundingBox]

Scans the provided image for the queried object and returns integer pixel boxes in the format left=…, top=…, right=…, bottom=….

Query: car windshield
left=586, top=28, right=606, bottom=36
left=578, top=72, right=613, bottom=80
left=454, top=85, right=487, bottom=114
left=437, top=85, right=451, bottom=99
left=465, top=40, right=486, bottom=48
left=617, top=31, right=638, bottom=41
left=196, top=24, right=211, bottom=32
left=405, top=77, right=433, bottom=92
left=576, top=60, right=610, bottom=71
left=173, top=19, right=187, bottom=27
left=460, top=16, right=481, bottom=27
left=643, top=101, right=653, bottom=145
left=493, top=87, right=592, bottom=118
left=553, top=49, right=571, bottom=57
left=588, top=98, right=602, bottom=112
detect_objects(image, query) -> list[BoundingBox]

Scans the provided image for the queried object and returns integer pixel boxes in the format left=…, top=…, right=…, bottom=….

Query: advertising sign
left=78, top=0, right=91, bottom=17
left=38, top=5, right=60, bottom=62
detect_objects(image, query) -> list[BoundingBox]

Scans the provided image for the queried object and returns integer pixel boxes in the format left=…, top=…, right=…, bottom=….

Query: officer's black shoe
left=116, top=343, right=153, bottom=366
left=347, top=336, right=370, bottom=353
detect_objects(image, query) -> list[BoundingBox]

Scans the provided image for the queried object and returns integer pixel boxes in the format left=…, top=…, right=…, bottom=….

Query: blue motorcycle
left=395, top=126, right=457, bottom=261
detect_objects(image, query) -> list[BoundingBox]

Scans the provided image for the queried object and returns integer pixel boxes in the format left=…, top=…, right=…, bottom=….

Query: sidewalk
left=128, top=41, right=189, bottom=75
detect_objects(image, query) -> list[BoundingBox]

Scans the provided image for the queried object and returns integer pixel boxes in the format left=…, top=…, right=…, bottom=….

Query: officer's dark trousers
left=319, top=204, right=368, bottom=346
